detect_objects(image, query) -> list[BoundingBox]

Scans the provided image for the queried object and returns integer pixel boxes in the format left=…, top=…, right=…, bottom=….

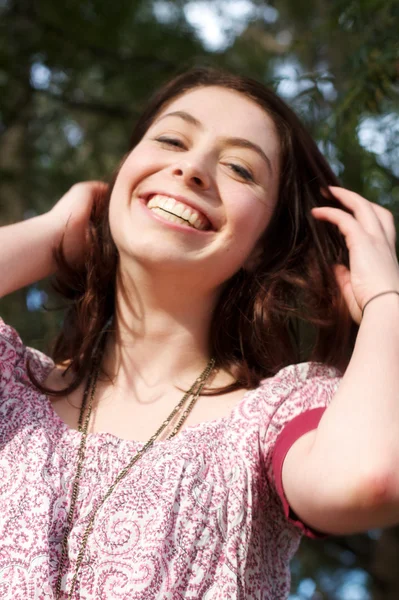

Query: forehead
left=156, top=85, right=280, bottom=152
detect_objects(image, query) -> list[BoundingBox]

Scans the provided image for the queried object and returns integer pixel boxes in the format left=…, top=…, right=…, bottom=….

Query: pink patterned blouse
left=0, top=318, right=342, bottom=599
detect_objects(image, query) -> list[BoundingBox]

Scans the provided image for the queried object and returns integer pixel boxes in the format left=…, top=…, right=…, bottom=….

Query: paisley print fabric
left=0, top=318, right=341, bottom=599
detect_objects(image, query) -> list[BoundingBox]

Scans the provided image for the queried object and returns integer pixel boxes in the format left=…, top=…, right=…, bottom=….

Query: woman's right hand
left=0, top=181, right=108, bottom=299
left=47, top=181, right=108, bottom=266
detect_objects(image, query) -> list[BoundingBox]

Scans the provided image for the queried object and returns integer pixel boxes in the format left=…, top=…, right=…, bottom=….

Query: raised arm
left=0, top=182, right=105, bottom=299
left=280, top=186, right=399, bottom=535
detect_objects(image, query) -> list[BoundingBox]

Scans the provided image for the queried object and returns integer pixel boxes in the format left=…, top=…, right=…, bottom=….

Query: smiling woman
left=2, top=66, right=398, bottom=600
left=108, top=85, right=282, bottom=301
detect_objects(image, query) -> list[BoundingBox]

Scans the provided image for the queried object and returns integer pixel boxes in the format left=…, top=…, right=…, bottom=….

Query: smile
left=146, top=195, right=211, bottom=231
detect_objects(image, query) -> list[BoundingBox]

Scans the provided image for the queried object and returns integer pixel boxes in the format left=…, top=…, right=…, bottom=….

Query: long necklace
left=55, top=357, right=215, bottom=599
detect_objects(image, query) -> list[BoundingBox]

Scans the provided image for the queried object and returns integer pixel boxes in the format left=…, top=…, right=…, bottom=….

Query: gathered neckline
left=38, top=359, right=257, bottom=448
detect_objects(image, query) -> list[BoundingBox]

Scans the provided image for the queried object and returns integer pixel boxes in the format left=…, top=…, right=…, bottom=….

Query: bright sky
left=182, top=0, right=278, bottom=50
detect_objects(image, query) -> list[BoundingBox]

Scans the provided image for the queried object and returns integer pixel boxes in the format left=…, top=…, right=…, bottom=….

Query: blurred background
left=0, top=0, right=398, bottom=597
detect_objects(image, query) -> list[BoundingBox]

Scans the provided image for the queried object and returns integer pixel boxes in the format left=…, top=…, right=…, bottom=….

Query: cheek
left=227, top=190, right=272, bottom=236
left=115, top=154, right=148, bottom=192
left=114, top=147, right=164, bottom=194
left=108, top=149, right=165, bottom=250
left=108, top=198, right=122, bottom=252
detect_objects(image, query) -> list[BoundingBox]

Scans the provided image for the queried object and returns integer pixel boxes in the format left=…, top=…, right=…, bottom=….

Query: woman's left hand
left=311, top=186, right=399, bottom=325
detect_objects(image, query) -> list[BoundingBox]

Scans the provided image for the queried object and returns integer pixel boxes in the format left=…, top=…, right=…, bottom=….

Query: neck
left=102, top=263, right=223, bottom=390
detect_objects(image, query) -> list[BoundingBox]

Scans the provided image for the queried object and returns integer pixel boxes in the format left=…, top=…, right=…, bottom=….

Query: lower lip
left=138, top=198, right=213, bottom=234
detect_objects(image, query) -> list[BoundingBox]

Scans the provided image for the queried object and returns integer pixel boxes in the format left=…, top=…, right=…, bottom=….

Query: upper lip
left=140, top=191, right=216, bottom=230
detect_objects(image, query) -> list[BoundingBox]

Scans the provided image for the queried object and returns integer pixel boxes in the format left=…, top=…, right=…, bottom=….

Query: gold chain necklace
left=55, top=357, right=215, bottom=599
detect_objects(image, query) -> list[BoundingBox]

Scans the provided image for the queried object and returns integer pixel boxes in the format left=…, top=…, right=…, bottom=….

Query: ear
left=243, top=242, right=263, bottom=272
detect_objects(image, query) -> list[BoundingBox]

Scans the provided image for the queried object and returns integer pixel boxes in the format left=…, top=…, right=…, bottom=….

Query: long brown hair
left=30, top=66, right=358, bottom=396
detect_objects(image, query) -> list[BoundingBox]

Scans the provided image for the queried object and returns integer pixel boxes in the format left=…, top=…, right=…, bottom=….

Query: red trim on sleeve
left=272, top=407, right=328, bottom=539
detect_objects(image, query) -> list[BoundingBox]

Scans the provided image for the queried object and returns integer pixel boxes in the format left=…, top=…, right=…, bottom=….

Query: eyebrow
left=155, top=110, right=273, bottom=175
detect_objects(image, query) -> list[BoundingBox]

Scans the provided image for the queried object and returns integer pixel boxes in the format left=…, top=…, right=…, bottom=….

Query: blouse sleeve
left=259, top=361, right=342, bottom=538
left=0, top=317, right=52, bottom=400
left=0, top=317, right=26, bottom=398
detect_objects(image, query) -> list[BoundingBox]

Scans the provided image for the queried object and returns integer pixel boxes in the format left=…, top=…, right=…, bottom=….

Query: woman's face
left=109, top=85, right=280, bottom=289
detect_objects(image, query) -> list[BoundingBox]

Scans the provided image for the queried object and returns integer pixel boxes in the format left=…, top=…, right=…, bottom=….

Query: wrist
left=41, top=210, right=67, bottom=255
left=37, top=212, right=65, bottom=272
left=362, top=291, right=399, bottom=318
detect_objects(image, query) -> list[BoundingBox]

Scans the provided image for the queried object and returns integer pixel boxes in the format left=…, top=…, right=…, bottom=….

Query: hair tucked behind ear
left=29, top=66, right=358, bottom=397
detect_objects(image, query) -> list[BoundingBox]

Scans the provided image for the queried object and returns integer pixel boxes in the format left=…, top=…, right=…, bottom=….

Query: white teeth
left=147, top=197, right=159, bottom=210
left=146, top=194, right=210, bottom=230
left=152, top=207, right=188, bottom=227
left=164, top=197, right=175, bottom=211
left=172, top=204, right=185, bottom=218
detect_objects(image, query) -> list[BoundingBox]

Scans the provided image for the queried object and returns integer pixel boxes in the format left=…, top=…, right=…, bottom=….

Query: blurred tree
left=0, top=0, right=398, bottom=598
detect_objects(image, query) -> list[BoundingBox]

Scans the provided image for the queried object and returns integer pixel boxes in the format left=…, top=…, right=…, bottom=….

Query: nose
left=171, top=158, right=211, bottom=190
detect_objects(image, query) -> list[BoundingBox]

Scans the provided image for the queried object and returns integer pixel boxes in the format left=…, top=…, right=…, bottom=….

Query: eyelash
left=155, top=136, right=255, bottom=183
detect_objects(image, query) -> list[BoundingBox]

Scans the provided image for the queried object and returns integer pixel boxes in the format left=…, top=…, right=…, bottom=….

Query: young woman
left=0, top=67, right=398, bottom=600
